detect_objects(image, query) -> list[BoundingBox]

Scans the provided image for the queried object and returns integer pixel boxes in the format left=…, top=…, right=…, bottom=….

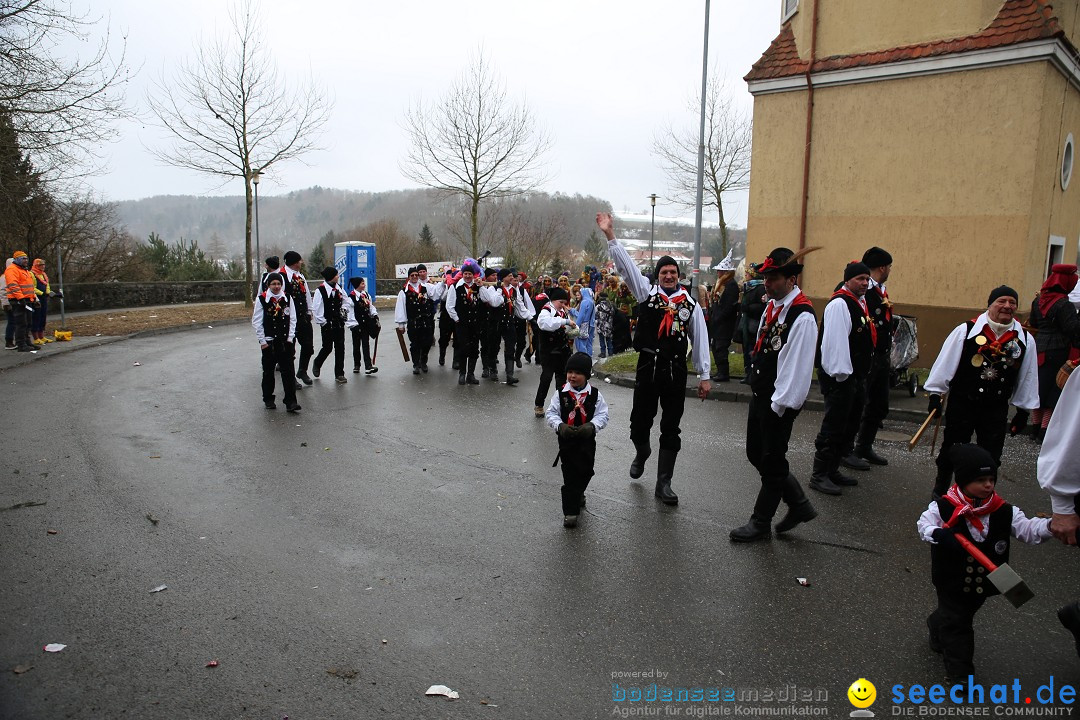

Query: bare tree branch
left=400, top=50, right=551, bottom=258
left=146, top=0, right=332, bottom=304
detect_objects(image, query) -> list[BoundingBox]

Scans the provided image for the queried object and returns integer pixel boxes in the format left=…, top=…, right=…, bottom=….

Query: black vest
left=402, top=284, right=434, bottom=330
left=817, top=293, right=874, bottom=380
left=319, top=285, right=347, bottom=329
left=558, top=386, right=599, bottom=424
left=930, top=499, right=1012, bottom=598
left=259, top=292, right=291, bottom=340
left=750, top=303, right=816, bottom=400
left=866, top=285, right=893, bottom=355
left=633, top=289, right=697, bottom=361
left=454, top=282, right=482, bottom=326
left=539, top=304, right=570, bottom=359
left=498, top=287, right=517, bottom=328
left=284, top=269, right=309, bottom=315
left=949, top=321, right=1027, bottom=405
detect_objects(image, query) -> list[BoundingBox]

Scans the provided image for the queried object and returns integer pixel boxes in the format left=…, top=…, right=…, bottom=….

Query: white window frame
left=781, top=0, right=799, bottom=23
left=1048, top=235, right=1066, bottom=276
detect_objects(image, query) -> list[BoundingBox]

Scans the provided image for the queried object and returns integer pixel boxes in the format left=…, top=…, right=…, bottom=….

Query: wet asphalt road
left=1, top=318, right=1077, bottom=719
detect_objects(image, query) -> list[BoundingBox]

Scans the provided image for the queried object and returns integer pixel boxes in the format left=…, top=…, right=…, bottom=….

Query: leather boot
left=506, top=370, right=519, bottom=385
left=654, top=448, right=679, bottom=505
left=629, top=443, right=651, bottom=479
left=840, top=452, right=871, bottom=471
left=809, top=455, right=842, bottom=496
left=729, top=517, right=771, bottom=542
left=775, top=474, right=817, bottom=533
left=829, top=467, right=859, bottom=487
left=439, top=347, right=446, bottom=366
left=458, top=369, right=467, bottom=385
left=466, top=358, right=480, bottom=384
left=856, top=444, right=888, bottom=466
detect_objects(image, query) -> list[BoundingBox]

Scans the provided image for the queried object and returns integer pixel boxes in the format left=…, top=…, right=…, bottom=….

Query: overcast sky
left=83, top=1, right=785, bottom=228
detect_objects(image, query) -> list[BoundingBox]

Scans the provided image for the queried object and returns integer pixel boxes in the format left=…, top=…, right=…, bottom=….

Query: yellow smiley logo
left=848, top=678, right=876, bottom=709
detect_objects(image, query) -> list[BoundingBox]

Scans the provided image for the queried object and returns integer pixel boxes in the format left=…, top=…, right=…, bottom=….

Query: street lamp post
left=648, top=193, right=659, bottom=268
left=252, top=169, right=262, bottom=279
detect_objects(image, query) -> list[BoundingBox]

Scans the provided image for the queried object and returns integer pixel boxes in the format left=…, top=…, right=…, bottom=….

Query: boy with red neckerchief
left=918, top=443, right=1051, bottom=686
left=925, top=286, right=1039, bottom=497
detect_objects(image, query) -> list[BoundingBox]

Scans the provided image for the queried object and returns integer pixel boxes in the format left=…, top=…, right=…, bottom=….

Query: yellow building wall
left=790, top=0, right=1003, bottom=60
left=1056, top=1, right=1080, bottom=52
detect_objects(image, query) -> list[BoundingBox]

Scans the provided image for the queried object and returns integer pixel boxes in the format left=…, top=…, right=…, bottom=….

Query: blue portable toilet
left=334, top=242, right=377, bottom=299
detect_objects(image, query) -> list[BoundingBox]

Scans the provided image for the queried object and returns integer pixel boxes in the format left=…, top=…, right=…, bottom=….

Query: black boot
left=856, top=444, right=888, bottom=466
left=505, top=370, right=519, bottom=385
left=775, top=474, right=817, bottom=533
left=458, top=370, right=467, bottom=385
left=439, top=347, right=446, bottom=366
left=829, top=467, right=859, bottom=487
left=1058, top=602, right=1080, bottom=659
left=629, top=443, right=651, bottom=479
left=810, top=455, right=842, bottom=496
left=654, top=448, right=679, bottom=505
left=840, top=453, right=871, bottom=471
left=481, top=366, right=489, bottom=379
left=466, top=358, right=480, bottom=384
left=729, top=517, right=771, bottom=542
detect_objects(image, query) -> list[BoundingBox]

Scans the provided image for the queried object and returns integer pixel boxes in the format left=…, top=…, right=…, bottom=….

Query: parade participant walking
left=259, top=256, right=281, bottom=292
left=311, top=267, right=357, bottom=384
left=729, top=247, right=818, bottom=541
left=487, top=268, right=535, bottom=385
left=925, top=286, right=1038, bottom=497
left=597, top=212, right=710, bottom=506
left=533, top=287, right=576, bottom=417
left=395, top=266, right=436, bottom=374
left=251, top=272, right=300, bottom=413
left=4, top=252, right=36, bottom=352
left=1037, top=370, right=1080, bottom=656
left=282, top=251, right=315, bottom=386
left=480, top=267, right=501, bottom=380
left=349, top=276, right=379, bottom=374
left=445, top=259, right=487, bottom=385
left=707, top=251, right=740, bottom=382
left=527, top=281, right=549, bottom=364
left=918, top=444, right=1050, bottom=685
left=855, top=246, right=895, bottom=466
left=810, top=261, right=876, bottom=496
left=513, top=272, right=531, bottom=367
left=1030, top=264, right=1080, bottom=439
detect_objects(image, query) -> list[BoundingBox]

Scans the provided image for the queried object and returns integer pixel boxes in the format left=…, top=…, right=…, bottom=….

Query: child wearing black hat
left=251, top=272, right=300, bottom=413
left=545, top=352, right=609, bottom=527
left=917, top=443, right=1051, bottom=685
left=311, top=266, right=357, bottom=383
left=349, top=276, right=379, bottom=374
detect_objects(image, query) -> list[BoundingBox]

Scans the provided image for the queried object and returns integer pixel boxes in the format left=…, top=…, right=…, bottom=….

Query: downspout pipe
left=797, top=0, right=820, bottom=251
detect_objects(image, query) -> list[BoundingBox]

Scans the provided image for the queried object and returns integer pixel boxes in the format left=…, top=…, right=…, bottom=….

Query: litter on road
left=43, top=644, right=66, bottom=653
left=796, top=577, right=810, bottom=587
left=425, top=684, right=460, bottom=699
left=149, top=585, right=168, bottom=593
left=205, top=660, right=218, bottom=668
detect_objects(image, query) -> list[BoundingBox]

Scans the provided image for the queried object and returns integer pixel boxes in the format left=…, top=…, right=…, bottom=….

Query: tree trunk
left=244, top=180, right=253, bottom=307
left=470, top=195, right=480, bottom=259
left=717, top=203, right=729, bottom=258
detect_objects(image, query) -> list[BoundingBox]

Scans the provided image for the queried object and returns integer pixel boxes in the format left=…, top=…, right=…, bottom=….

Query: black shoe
left=655, top=482, right=679, bottom=505
left=4, top=341, right=14, bottom=349
left=421, top=364, right=429, bottom=373
left=629, top=444, right=651, bottom=479
left=458, top=372, right=467, bottom=385
left=439, top=350, right=446, bottom=366
left=730, top=519, right=771, bottom=542
left=810, top=474, right=843, bottom=496
left=856, top=446, right=888, bottom=466
left=264, top=400, right=277, bottom=410
left=311, top=366, right=322, bottom=379
left=295, top=381, right=304, bottom=391
left=366, top=367, right=378, bottom=374
left=506, top=375, right=519, bottom=385
left=829, top=469, right=859, bottom=487
left=467, top=374, right=480, bottom=385
left=452, top=360, right=460, bottom=370
left=712, top=374, right=730, bottom=383
left=413, top=367, right=421, bottom=375
left=481, top=367, right=489, bottom=379
left=524, top=355, right=532, bottom=364
left=655, top=449, right=679, bottom=505
left=335, top=376, right=347, bottom=384
left=353, top=365, right=361, bottom=374
left=286, top=403, right=301, bottom=413
left=17, top=345, right=34, bottom=352
left=516, top=359, right=522, bottom=368
left=927, top=617, right=942, bottom=654
left=840, top=453, right=871, bottom=471
left=1058, top=602, right=1080, bottom=659
left=775, top=501, right=817, bottom=534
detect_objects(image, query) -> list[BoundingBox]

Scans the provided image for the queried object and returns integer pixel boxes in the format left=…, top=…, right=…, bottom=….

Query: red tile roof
left=745, top=0, right=1073, bottom=83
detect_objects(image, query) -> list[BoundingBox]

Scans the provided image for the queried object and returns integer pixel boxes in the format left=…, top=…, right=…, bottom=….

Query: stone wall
left=61, top=280, right=405, bottom=311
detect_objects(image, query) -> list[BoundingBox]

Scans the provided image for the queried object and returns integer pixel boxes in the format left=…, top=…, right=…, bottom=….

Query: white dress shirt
left=757, top=285, right=818, bottom=416
left=1038, top=370, right=1080, bottom=514
left=311, top=282, right=357, bottom=329
left=819, top=294, right=868, bottom=381
left=917, top=501, right=1051, bottom=545
left=924, top=312, right=1039, bottom=410
left=251, top=290, right=297, bottom=345
left=545, top=382, right=610, bottom=431
left=486, top=284, right=536, bottom=320
left=395, top=282, right=423, bottom=327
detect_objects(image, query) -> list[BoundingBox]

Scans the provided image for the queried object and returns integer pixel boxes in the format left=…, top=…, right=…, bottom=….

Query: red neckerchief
left=564, top=383, right=590, bottom=426
left=404, top=282, right=422, bottom=297
left=976, top=323, right=1019, bottom=359
left=754, top=292, right=812, bottom=353
left=286, top=268, right=306, bottom=293
left=262, top=292, right=287, bottom=316
left=655, top=287, right=686, bottom=338
left=462, top=282, right=475, bottom=302
left=875, top=285, right=892, bottom=323
left=503, top=285, right=514, bottom=313
left=831, top=287, right=877, bottom=346
left=943, top=484, right=1005, bottom=533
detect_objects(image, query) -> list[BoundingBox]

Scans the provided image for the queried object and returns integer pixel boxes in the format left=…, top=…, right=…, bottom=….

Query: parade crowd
left=250, top=213, right=1080, bottom=688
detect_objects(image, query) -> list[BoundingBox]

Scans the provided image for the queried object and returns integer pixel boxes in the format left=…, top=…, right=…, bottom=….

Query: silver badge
left=770, top=335, right=782, bottom=351
left=994, top=540, right=1007, bottom=555
left=1007, top=341, right=1021, bottom=359
left=678, top=307, right=691, bottom=321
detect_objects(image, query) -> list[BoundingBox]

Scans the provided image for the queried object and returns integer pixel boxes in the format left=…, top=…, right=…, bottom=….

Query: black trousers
left=407, top=324, right=434, bottom=368
left=454, top=321, right=481, bottom=365
left=933, top=400, right=1008, bottom=494
left=438, top=312, right=455, bottom=353
left=481, top=318, right=501, bottom=370
left=261, top=340, right=297, bottom=405
left=558, top=436, right=596, bottom=515
left=746, top=394, right=800, bottom=521
left=712, top=330, right=734, bottom=378
left=351, top=327, right=374, bottom=370
left=10, top=301, right=31, bottom=348
left=526, top=319, right=540, bottom=360
left=629, top=353, right=687, bottom=452
left=514, top=318, right=528, bottom=362
left=501, top=322, right=517, bottom=373
left=314, top=325, right=346, bottom=378
left=857, top=358, right=891, bottom=448
left=928, top=588, right=986, bottom=678
left=535, top=350, right=570, bottom=407
left=814, top=373, right=866, bottom=469
left=295, top=315, right=314, bottom=373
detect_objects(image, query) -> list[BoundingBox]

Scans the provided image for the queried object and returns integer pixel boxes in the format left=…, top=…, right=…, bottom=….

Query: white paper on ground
left=43, top=644, right=66, bottom=652
left=425, top=684, right=459, bottom=699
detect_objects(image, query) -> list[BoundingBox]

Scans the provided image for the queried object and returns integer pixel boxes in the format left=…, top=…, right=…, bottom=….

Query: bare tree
left=147, top=0, right=331, bottom=304
left=0, top=0, right=130, bottom=180
left=652, top=71, right=752, bottom=256
left=401, top=51, right=551, bottom=259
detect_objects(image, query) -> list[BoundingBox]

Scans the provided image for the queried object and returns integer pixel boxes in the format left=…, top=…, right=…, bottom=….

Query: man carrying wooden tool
left=923, top=286, right=1038, bottom=498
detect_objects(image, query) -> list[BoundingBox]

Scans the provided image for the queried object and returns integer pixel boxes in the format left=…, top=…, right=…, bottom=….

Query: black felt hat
left=547, top=287, right=568, bottom=302
left=321, top=266, right=338, bottom=282
left=753, top=247, right=799, bottom=277
left=950, top=444, right=998, bottom=487
left=565, top=351, right=593, bottom=377
left=844, top=262, right=872, bottom=281
left=987, top=285, right=1018, bottom=306
left=862, top=247, right=892, bottom=268
left=284, top=250, right=302, bottom=266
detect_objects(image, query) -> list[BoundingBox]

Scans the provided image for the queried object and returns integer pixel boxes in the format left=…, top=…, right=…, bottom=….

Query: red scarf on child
left=942, top=484, right=1005, bottom=533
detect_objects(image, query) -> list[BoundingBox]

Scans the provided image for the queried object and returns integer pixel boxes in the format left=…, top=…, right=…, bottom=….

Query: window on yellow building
left=1047, top=235, right=1065, bottom=278
left=1062, top=133, right=1074, bottom=191
left=782, top=0, right=799, bottom=23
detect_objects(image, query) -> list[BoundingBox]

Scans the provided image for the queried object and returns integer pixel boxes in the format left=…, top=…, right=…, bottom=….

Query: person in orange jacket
left=5, top=251, right=37, bottom=352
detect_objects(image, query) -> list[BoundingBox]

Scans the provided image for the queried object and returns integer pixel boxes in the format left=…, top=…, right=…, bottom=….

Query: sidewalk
left=592, top=358, right=930, bottom=423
